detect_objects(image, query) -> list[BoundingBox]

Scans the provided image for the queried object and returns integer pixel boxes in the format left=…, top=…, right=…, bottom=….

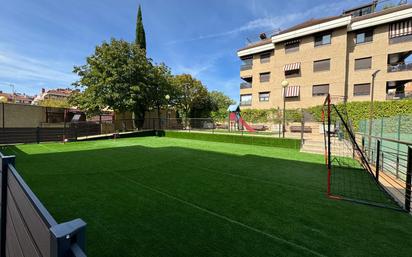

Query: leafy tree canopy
left=39, top=98, right=71, bottom=108
left=171, top=74, right=208, bottom=119
left=71, top=39, right=154, bottom=127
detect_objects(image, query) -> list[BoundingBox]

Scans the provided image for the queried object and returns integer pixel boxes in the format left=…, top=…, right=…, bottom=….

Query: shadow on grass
left=3, top=142, right=412, bottom=257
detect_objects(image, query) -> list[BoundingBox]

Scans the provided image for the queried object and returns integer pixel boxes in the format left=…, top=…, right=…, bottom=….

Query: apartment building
left=32, top=88, right=76, bottom=105
left=237, top=2, right=412, bottom=109
left=0, top=91, right=34, bottom=104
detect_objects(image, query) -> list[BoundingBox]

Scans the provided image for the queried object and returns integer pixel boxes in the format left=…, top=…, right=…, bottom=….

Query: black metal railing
left=387, top=63, right=412, bottom=72
left=239, top=101, right=252, bottom=106
left=358, top=133, right=412, bottom=212
left=240, top=82, right=252, bottom=89
left=240, top=64, right=253, bottom=71
left=386, top=92, right=412, bottom=100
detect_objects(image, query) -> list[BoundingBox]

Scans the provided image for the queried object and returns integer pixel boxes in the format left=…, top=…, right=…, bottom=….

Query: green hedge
left=307, top=99, right=412, bottom=130
left=241, top=108, right=303, bottom=123
left=163, top=131, right=301, bottom=149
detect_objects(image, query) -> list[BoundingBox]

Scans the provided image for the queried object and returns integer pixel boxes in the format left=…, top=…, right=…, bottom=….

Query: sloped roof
left=238, top=3, right=412, bottom=53
left=277, top=15, right=343, bottom=35
left=237, top=38, right=273, bottom=52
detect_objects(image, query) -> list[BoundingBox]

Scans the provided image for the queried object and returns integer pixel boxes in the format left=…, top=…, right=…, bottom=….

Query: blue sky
left=0, top=0, right=380, bottom=101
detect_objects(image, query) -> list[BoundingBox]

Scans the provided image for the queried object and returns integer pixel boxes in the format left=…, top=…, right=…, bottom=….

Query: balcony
left=386, top=79, right=412, bottom=100
left=240, top=82, right=252, bottom=89
left=387, top=63, right=412, bottom=73
left=386, top=93, right=412, bottom=100
left=240, top=64, right=253, bottom=71
left=240, top=101, right=252, bottom=106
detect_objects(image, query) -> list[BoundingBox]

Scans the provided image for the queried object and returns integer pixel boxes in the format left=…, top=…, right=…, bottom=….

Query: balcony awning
left=284, top=39, right=300, bottom=45
left=284, top=62, right=301, bottom=71
left=389, top=19, right=412, bottom=38
left=284, top=86, right=300, bottom=98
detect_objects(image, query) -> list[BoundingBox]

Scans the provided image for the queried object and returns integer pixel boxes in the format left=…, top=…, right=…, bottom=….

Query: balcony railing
left=240, top=64, right=253, bottom=71
left=387, top=63, right=412, bottom=72
left=240, top=101, right=252, bottom=106
left=240, top=82, right=252, bottom=89
left=386, top=93, right=412, bottom=100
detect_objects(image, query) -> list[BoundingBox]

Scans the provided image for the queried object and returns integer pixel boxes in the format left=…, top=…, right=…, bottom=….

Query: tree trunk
left=133, top=106, right=146, bottom=130
left=157, top=105, right=161, bottom=130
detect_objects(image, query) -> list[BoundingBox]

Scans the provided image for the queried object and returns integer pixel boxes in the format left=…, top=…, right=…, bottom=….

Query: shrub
left=307, top=99, right=412, bottom=130
left=240, top=108, right=303, bottom=123
left=163, top=131, right=301, bottom=149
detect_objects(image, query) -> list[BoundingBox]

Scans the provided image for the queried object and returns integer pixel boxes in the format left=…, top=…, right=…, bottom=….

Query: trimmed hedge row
left=236, top=100, right=412, bottom=130
left=163, top=131, right=301, bottom=149
left=307, top=99, right=412, bottom=130
left=241, top=108, right=303, bottom=123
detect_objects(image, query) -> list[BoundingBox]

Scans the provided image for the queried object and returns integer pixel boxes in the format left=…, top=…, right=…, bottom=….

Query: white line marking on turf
left=113, top=171, right=327, bottom=257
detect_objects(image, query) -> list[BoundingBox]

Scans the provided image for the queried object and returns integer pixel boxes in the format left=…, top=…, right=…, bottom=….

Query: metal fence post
left=300, top=110, right=304, bottom=148
left=405, top=146, right=412, bottom=212
left=1, top=155, right=15, bottom=257
left=361, top=136, right=365, bottom=151
left=396, top=115, right=401, bottom=179
left=36, top=126, right=40, bottom=144
left=50, top=219, right=87, bottom=257
left=2, top=102, right=4, bottom=129
left=376, top=139, right=380, bottom=181
left=63, top=109, right=67, bottom=142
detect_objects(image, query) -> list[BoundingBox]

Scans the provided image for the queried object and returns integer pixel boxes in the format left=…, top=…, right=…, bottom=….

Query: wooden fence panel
left=0, top=155, right=87, bottom=257
left=7, top=171, right=52, bottom=257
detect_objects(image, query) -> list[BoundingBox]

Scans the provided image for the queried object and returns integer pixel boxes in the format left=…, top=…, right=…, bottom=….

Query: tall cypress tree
left=135, top=5, right=146, bottom=50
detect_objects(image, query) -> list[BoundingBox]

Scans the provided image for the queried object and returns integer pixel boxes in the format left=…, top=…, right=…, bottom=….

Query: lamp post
left=9, top=84, right=15, bottom=103
left=165, top=94, right=170, bottom=129
left=368, top=70, right=380, bottom=157
left=281, top=80, right=289, bottom=138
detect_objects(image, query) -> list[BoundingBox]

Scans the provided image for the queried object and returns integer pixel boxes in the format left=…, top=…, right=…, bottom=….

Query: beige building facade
left=237, top=3, right=412, bottom=109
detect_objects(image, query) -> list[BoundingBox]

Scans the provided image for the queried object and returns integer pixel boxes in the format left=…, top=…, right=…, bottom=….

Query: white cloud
left=0, top=48, right=76, bottom=90
left=165, top=0, right=365, bottom=45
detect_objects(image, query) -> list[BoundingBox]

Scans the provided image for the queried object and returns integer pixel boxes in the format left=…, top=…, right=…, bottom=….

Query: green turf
left=4, top=137, right=412, bottom=257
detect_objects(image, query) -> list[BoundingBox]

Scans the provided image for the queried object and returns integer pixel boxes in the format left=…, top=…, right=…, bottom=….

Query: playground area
left=4, top=136, right=412, bottom=257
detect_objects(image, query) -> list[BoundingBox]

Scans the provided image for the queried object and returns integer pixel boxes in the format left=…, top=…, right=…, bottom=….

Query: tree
left=208, top=91, right=235, bottom=121
left=148, top=63, right=173, bottom=127
left=172, top=74, right=208, bottom=122
left=71, top=39, right=152, bottom=128
left=135, top=5, right=146, bottom=50
left=39, top=98, right=71, bottom=108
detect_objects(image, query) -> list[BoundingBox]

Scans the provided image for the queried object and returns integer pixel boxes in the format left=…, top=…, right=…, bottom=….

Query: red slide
left=239, top=117, right=255, bottom=132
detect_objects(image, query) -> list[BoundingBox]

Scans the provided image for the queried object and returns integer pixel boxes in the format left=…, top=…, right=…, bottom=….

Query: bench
left=290, top=126, right=312, bottom=133
left=251, top=125, right=268, bottom=131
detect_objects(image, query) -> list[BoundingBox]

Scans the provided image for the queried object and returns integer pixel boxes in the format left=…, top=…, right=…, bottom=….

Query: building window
left=259, top=72, right=270, bottom=83
left=355, top=30, right=373, bottom=44
left=259, top=92, right=270, bottom=102
left=284, top=62, right=301, bottom=78
left=285, top=70, right=300, bottom=78
left=313, top=59, right=331, bottom=72
left=312, top=84, right=330, bottom=96
left=285, top=40, right=300, bottom=53
left=314, top=33, right=331, bottom=47
left=260, top=52, right=271, bottom=63
left=387, top=51, right=412, bottom=72
left=240, top=94, right=252, bottom=106
left=355, top=57, right=372, bottom=70
left=351, top=6, right=373, bottom=17
left=389, top=19, right=412, bottom=39
left=241, top=57, right=253, bottom=70
left=354, top=83, right=371, bottom=96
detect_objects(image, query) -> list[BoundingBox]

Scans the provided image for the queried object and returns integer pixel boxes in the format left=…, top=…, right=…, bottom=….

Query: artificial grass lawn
left=5, top=137, right=412, bottom=257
